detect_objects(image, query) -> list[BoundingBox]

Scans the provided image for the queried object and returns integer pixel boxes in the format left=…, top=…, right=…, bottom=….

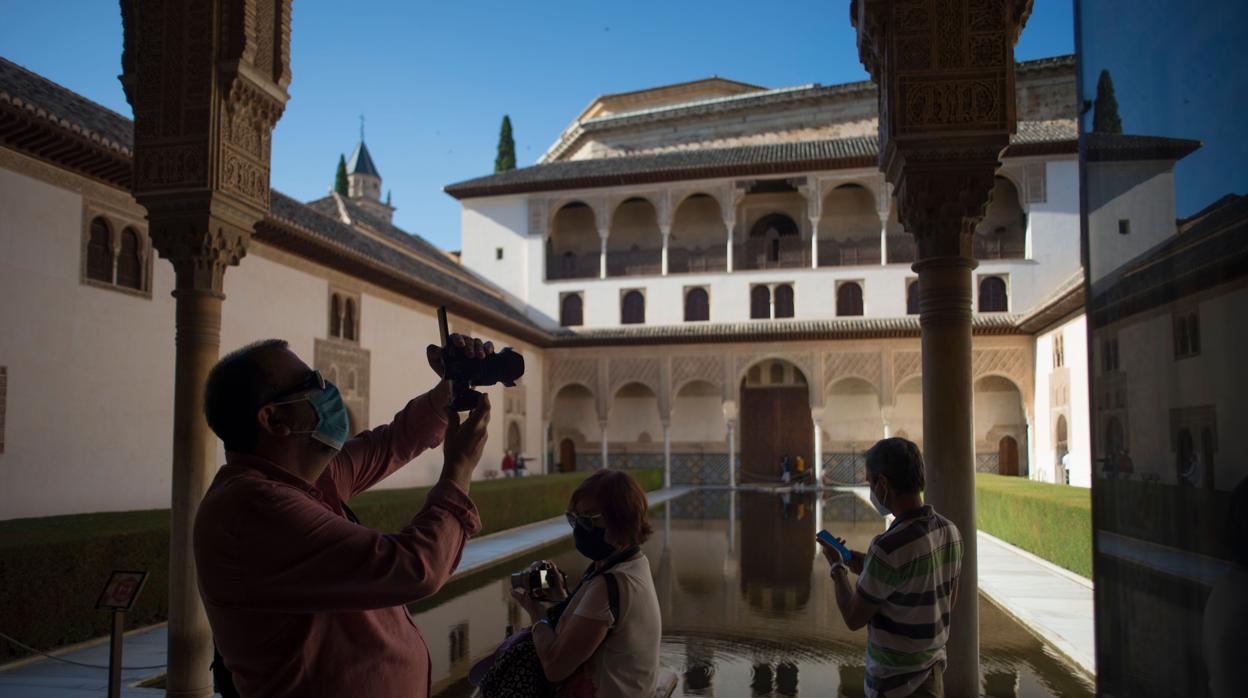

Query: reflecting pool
left=421, top=490, right=1094, bottom=697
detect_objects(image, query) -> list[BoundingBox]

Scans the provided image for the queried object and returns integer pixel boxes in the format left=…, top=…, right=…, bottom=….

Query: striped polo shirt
left=856, top=504, right=963, bottom=698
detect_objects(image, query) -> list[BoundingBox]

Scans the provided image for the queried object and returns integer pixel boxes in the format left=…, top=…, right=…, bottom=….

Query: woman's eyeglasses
left=565, top=511, right=604, bottom=531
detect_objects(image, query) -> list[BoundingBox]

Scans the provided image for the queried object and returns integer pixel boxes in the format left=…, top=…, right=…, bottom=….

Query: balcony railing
left=885, top=234, right=916, bottom=264
left=669, top=246, right=728, bottom=274
left=606, top=247, right=662, bottom=277
left=735, top=237, right=810, bottom=270
left=546, top=251, right=600, bottom=280
left=973, top=230, right=1026, bottom=260
left=817, top=237, right=882, bottom=267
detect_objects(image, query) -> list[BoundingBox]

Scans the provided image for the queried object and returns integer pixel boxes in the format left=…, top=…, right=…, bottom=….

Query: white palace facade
left=2, top=53, right=1209, bottom=519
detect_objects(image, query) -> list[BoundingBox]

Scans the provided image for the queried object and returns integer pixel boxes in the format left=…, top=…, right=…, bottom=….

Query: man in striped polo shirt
left=818, top=437, right=964, bottom=697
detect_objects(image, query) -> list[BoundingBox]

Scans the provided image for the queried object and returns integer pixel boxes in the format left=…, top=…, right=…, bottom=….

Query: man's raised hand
left=441, top=394, right=491, bottom=491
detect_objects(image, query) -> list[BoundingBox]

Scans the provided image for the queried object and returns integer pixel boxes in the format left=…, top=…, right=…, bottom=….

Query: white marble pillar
left=598, top=235, right=608, bottom=279
left=599, top=419, right=609, bottom=469
left=660, top=226, right=670, bottom=276
left=810, top=218, right=820, bottom=269
left=662, top=422, right=672, bottom=489
left=725, top=219, right=735, bottom=273
left=813, top=414, right=823, bottom=488
left=880, top=215, right=889, bottom=265
left=727, top=419, right=737, bottom=488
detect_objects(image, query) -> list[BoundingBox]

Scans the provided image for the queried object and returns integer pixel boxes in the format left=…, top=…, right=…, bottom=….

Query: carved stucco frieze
left=893, top=350, right=923, bottom=388
left=823, top=351, right=883, bottom=393
left=547, top=357, right=598, bottom=401
left=672, top=355, right=724, bottom=395
left=608, top=356, right=660, bottom=396
left=972, top=347, right=1028, bottom=386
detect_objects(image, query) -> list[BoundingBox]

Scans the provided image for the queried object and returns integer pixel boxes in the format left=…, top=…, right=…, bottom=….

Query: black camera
left=438, top=306, right=525, bottom=411
left=510, top=563, right=555, bottom=595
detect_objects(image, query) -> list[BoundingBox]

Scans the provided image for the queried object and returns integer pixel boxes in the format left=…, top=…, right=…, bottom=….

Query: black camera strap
left=545, top=545, right=640, bottom=630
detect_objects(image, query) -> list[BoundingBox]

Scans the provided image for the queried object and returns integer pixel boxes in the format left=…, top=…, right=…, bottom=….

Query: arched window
left=329, top=294, right=342, bottom=338
left=979, top=276, right=1008, bottom=312
left=750, top=285, right=771, bottom=319
left=343, top=298, right=357, bottom=341
left=906, top=280, right=919, bottom=315
left=86, top=217, right=113, bottom=282
left=560, top=293, right=583, bottom=327
left=774, top=284, right=795, bottom=318
left=837, top=282, right=864, bottom=316
left=621, top=291, right=645, bottom=324
left=116, top=227, right=143, bottom=290
left=684, top=287, right=709, bottom=322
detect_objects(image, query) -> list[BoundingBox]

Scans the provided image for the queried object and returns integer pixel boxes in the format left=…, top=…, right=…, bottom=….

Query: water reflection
left=424, top=490, right=1093, bottom=697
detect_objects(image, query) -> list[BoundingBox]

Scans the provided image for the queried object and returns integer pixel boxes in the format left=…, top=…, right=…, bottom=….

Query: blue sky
left=1078, top=0, right=1247, bottom=218
left=1, top=1, right=1074, bottom=250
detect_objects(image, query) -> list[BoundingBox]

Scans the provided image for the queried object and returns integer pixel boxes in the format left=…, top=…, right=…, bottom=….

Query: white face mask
left=869, top=484, right=891, bottom=517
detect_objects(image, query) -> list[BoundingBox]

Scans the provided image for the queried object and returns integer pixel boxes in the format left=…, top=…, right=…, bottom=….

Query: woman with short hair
left=512, top=469, right=661, bottom=697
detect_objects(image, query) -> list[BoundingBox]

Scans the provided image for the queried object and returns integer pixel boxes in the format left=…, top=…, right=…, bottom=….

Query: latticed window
left=621, top=290, right=645, bottom=324
left=750, top=285, right=771, bottom=319
left=774, top=284, right=795, bottom=318
left=837, top=282, right=864, bottom=316
left=116, top=228, right=143, bottom=290
left=684, top=287, right=709, bottom=322
left=86, top=216, right=113, bottom=282
left=978, top=276, right=1008, bottom=312
left=343, top=298, right=357, bottom=341
left=329, top=294, right=342, bottom=338
left=560, top=293, right=583, bottom=327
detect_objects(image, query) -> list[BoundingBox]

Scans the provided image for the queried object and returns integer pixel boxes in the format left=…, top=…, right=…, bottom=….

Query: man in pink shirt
left=194, top=335, right=492, bottom=697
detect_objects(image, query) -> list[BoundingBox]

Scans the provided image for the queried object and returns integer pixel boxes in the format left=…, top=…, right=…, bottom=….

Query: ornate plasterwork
left=824, top=351, right=882, bottom=392
left=672, top=355, right=724, bottom=395
left=972, top=347, right=1027, bottom=386
left=608, top=357, right=660, bottom=395
left=547, top=357, right=598, bottom=401
left=893, top=350, right=923, bottom=388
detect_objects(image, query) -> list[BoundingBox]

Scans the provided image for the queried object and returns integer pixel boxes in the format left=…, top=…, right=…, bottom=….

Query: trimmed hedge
left=975, top=473, right=1092, bottom=579
left=0, top=469, right=661, bottom=663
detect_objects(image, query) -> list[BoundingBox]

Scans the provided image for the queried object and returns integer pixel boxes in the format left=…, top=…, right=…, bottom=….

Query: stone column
left=599, top=419, right=609, bottom=470
left=120, top=3, right=291, bottom=696
left=726, top=419, right=737, bottom=488
left=812, top=411, right=824, bottom=487
left=853, top=1, right=1031, bottom=694
left=810, top=218, right=821, bottom=269
left=662, top=421, right=672, bottom=488
left=660, top=226, right=671, bottom=276
left=598, top=235, right=608, bottom=280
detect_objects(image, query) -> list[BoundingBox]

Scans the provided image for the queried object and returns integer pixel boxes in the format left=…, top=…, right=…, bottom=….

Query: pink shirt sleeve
left=326, top=390, right=448, bottom=501
left=201, top=478, right=481, bottom=613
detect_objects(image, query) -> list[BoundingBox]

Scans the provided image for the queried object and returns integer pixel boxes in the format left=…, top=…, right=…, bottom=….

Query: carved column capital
left=893, top=154, right=1000, bottom=258
left=120, top=0, right=292, bottom=290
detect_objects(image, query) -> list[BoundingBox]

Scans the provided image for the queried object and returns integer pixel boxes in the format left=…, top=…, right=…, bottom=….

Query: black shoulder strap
left=603, top=572, right=620, bottom=631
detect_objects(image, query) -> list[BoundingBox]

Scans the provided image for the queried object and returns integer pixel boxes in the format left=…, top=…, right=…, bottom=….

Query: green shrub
left=0, top=469, right=661, bottom=662
left=975, top=473, right=1092, bottom=578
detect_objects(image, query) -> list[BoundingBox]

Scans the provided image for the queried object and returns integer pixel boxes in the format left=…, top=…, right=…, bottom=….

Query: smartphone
left=816, top=529, right=853, bottom=562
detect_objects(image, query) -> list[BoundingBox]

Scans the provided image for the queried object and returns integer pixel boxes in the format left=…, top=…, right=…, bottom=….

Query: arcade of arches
left=543, top=342, right=1031, bottom=484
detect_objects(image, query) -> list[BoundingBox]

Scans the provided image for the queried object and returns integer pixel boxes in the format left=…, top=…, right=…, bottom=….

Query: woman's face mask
left=573, top=525, right=617, bottom=561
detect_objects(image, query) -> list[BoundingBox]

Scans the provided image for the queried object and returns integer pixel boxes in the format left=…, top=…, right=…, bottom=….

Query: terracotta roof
left=1015, top=271, right=1085, bottom=335
left=447, top=121, right=1078, bottom=199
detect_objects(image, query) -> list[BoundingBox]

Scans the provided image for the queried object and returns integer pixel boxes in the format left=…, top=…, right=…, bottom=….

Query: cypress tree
left=334, top=154, right=349, bottom=195
left=1092, top=70, right=1123, bottom=134
left=495, top=115, right=516, bottom=172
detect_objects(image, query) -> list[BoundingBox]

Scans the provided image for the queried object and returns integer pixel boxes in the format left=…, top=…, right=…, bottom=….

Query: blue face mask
left=276, top=381, right=350, bottom=451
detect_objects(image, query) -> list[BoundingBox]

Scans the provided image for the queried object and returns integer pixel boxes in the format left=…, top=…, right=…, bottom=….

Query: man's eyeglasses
left=565, top=511, right=604, bottom=531
left=261, top=369, right=326, bottom=408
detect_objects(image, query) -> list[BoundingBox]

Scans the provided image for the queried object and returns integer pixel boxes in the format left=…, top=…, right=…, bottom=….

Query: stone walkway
left=844, top=486, right=1096, bottom=678
left=0, top=486, right=692, bottom=697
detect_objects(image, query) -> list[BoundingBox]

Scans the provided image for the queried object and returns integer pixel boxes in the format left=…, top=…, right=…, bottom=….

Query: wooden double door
left=739, top=386, right=814, bottom=483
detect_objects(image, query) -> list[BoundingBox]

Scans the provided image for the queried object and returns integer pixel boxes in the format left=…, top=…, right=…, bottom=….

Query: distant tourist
left=502, top=449, right=516, bottom=477
left=515, top=453, right=528, bottom=477
left=817, top=437, right=964, bottom=698
left=194, top=335, right=493, bottom=698
left=780, top=453, right=793, bottom=484
left=1203, top=476, right=1248, bottom=697
left=510, top=470, right=661, bottom=697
